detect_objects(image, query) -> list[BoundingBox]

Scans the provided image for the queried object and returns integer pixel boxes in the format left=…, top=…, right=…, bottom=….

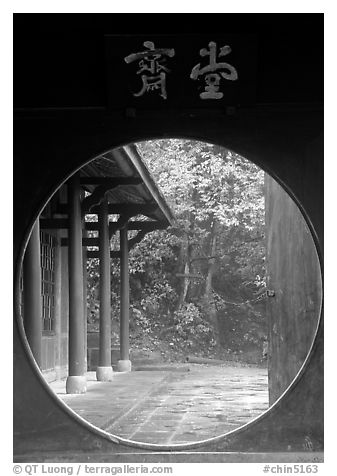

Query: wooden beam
left=128, top=221, right=168, bottom=231
left=87, top=250, right=120, bottom=259
left=55, top=202, right=157, bottom=215
left=90, top=203, right=157, bottom=215
left=80, top=177, right=142, bottom=186
left=42, top=218, right=168, bottom=232
left=82, top=184, right=119, bottom=212
left=85, top=221, right=103, bottom=230
left=83, top=237, right=147, bottom=253
left=87, top=220, right=168, bottom=232
left=62, top=215, right=131, bottom=245
left=40, top=218, right=68, bottom=229
left=82, top=179, right=142, bottom=212
left=61, top=237, right=100, bottom=247
left=63, top=223, right=162, bottom=247
left=86, top=228, right=149, bottom=259
left=62, top=225, right=166, bottom=246
left=128, top=230, right=147, bottom=250
left=42, top=218, right=168, bottom=234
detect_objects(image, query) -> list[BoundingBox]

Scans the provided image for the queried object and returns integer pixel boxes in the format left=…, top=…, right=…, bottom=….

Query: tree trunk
left=203, top=220, right=221, bottom=352
left=177, top=238, right=192, bottom=307
left=177, top=208, right=196, bottom=309
left=179, top=258, right=190, bottom=306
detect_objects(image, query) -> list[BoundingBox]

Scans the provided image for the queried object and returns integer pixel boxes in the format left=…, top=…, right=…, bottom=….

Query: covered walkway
left=50, top=363, right=268, bottom=445
left=22, top=144, right=175, bottom=393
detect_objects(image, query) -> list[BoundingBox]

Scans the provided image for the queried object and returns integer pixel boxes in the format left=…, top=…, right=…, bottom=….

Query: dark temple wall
left=265, top=174, right=322, bottom=405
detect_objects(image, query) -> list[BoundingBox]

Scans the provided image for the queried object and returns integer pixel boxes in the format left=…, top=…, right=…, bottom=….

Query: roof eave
left=118, top=144, right=176, bottom=227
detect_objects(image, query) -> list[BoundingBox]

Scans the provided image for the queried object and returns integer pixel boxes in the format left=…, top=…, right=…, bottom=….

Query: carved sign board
left=105, top=34, right=257, bottom=110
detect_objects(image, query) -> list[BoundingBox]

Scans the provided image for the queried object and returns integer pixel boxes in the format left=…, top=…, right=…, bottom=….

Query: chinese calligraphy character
left=190, top=41, right=238, bottom=99
left=124, top=41, right=175, bottom=100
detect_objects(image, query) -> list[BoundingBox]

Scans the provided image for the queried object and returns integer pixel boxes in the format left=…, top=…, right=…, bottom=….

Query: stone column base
left=117, top=360, right=132, bottom=372
left=96, top=366, right=113, bottom=381
left=66, top=375, right=87, bottom=394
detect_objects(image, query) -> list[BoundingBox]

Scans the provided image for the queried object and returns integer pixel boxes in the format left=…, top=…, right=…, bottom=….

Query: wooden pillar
left=82, top=228, right=88, bottom=373
left=53, top=233, right=62, bottom=380
left=66, top=173, right=87, bottom=393
left=96, top=198, right=113, bottom=381
left=23, top=219, right=42, bottom=367
left=117, top=224, right=132, bottom=372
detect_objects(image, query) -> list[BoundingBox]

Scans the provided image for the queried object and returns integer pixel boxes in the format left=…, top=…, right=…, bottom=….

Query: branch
left=234, top=235, right=265, bottom=247
left=189, top=255, right=220, bottom=264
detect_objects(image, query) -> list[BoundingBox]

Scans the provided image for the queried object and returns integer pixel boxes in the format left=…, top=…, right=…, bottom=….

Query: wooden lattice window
left=40, top=231, right=56, bottom=332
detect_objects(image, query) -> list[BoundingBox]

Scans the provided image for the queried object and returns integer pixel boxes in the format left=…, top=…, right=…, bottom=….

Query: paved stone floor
left=50, top=364, right=268, bottom=445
